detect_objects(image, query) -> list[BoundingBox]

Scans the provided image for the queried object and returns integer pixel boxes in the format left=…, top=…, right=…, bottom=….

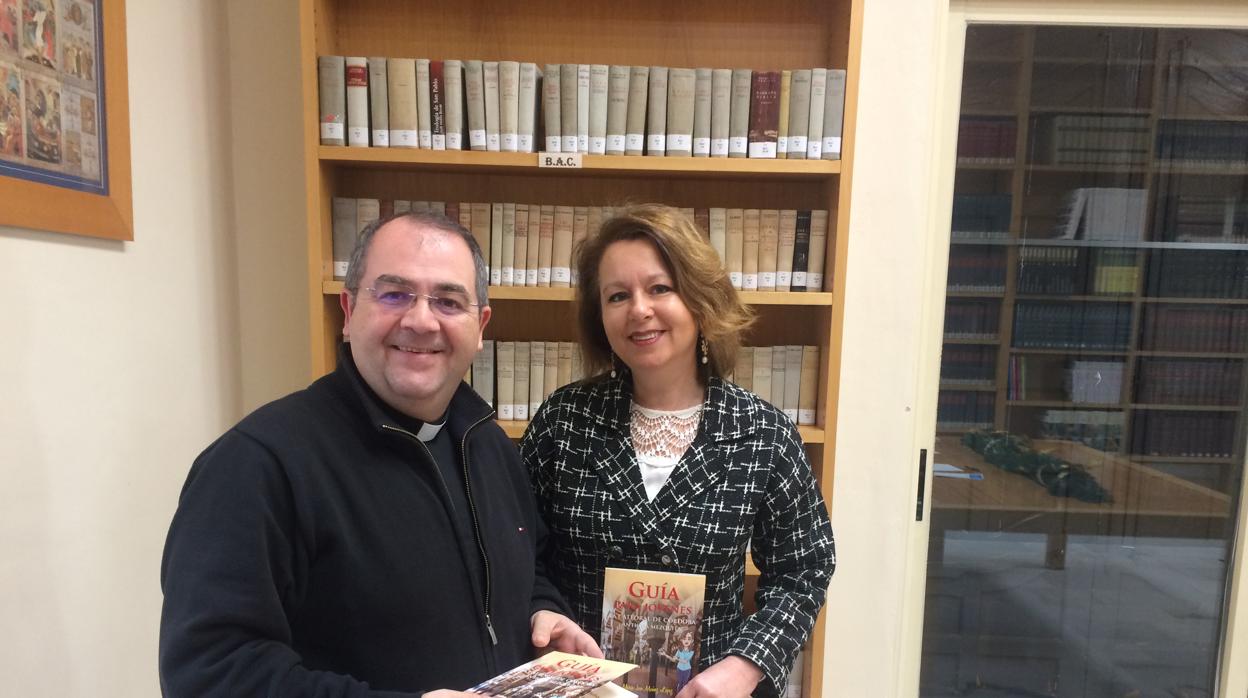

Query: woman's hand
left=675, top=655, right=763, bottom=698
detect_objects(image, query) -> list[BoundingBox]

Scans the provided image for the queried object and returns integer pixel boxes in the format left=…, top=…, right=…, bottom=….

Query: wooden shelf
left=319, top=146, right=842, bottom=180
left=499, top=420, right=827, bottom=444
left=322, top=280, right=834, bottom=305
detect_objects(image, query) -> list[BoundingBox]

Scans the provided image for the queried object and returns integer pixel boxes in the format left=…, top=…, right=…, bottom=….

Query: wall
left=0, top=0, right=304, bottom=694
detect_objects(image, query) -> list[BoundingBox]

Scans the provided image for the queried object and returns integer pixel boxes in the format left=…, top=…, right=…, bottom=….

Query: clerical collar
left=416, top=419, right=445, bottom=442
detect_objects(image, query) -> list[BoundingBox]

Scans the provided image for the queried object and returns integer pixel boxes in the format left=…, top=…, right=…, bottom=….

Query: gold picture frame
left=0, top=0, right=131, bottom=241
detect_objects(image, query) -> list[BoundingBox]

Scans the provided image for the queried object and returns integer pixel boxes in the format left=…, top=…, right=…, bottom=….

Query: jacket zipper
left=382, top=413, right=497, bottom=648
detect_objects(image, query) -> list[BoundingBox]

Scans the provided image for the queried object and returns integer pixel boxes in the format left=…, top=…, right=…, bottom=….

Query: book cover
left=783, top=345, right=802, bottom=422
left=513, top=203, right=530, bottom=288
left=791, top=210, right=811, bottom=291
left=538, top=206, right=556, bottom=287
left=786, top=69, right=811, bottom=159
left=742, top=209, right=761, bottom=291
left=416, top=58, right=433, bottom=149
left=552, top=206, right=576, bottom=287
left=625, top=66, right=650, bottom=156
left=496, top=341, right=515, bottom=421
left=528, top=340, right=545, bottom=416
left=513, top=341, right=530, bottom=421
left=776, top=70, right=791, bottom=159
left=665, top=68, right=696, bottom=157
left=557, top=341, right=574, bottom=386
left=498, top=60, right=520, bottom=152
left=747, top=71, right=779, bottom=159
left=734, top=346, right=754, bottom=391
left=821, top=69, right=846, bottom=160
left=490, top=202, right=505, bottom=285
left=708, top=208, right=727, bottom=267
left=501, top=203, right=517, bottom=286
left=331, top=197, right=356, bottom=279
left=725, top=208, right=745, bottom=289
left=544, top=340, right=560, bottom=397
left=806, top=68, right=826, bottom=160
left=470, top=651, right=635, bottom=698
left=646, top=66, right=668, bottom=156
left=367, top=57, right=390, bottom=147
left=527, top=205, right=542, bottom=286
left=776, top=209, right=797, bottom=291
left=692, top=68, right=712, bottom=157
left=560, top=63, right=580, bottom=153
left=606, top=65, right=631, bottom=156
left=356, top=198, right=381, bottom=237
left=577, top=64, right=590, bottom=153
left=601, top=567, right=706, bottom=698
left=430, top=60, right=446, bottom=150
left=771, top=345, right=786, bottom=411
left=543, top=64, right=563, bottom=153
left=518, top=63, right=539, bottom=153
left=484, top=61, right=502, bottom=152
left=588, top=64, right=610, bottom=155
left=472, top=339, right=495, bottom=408
left=571, top=207, right=590, bottom=286
left=728, top=69, right=752, bottom=158
left=470, top=203, right=492, bottom=281
left=444, top=59, right=464, bottom=150
left=709, top=69, right=731, bottom=157
left=758, top=209, right=780, bottom=291
left=752, top=346, right=773, bottom=403
left=808, top=210, right=829, bottom=291
left=799, top=345, right=819, bottom=425
left=317, top=55, right=346, bottom=146
left=344, top=56, right=369, bottom=147
left=464, top=60, right=487, bottom=150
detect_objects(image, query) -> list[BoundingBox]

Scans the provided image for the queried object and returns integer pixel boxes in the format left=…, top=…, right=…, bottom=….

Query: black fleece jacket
left=159, top=347, right=571, bottom=697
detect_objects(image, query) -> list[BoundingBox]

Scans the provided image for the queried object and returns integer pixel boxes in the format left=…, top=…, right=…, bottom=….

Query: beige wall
left=0, top=0, right=303, bottom=694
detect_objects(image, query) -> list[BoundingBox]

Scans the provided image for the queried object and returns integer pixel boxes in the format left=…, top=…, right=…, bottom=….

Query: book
left=317, top=55, right=346, bottom=146
left=356, top=198, right=381, bottom=237
left=742, top=209, right=761, bottom=291
left=543, top=64, right=563, bottom=153
left=577, top=64, right=591, bottom=153
left=560, top=63, right=580, bottom=153
left=528, top=340, right=546, bottom=417
left=518, top=62, right=539, bottom=153
left=786, top=69, right=811, bottom=159
left=758, top=209, right=780, bottom=290
left=693, top=68, right=712, bottom=157
left=557, top=342, right=574, bottom=387
left=725, top=208, right=745, bottom=289
left=783, top=345, right=802, bottom=422
left=472, top=340, right=495, bottom=408
left=490, top=202, right=505, bottom=285
left=464, top=60, right=487, bottom=150
left=808, top=210, right=828, bottom=291
left=799, top=345, right=819, bottom=425
left=501, top=203, right=517, bottom=286
left=606, top=65, right=631, bottom=156
left=708, top=208, right=727, bottom=266
left=792, top=210, right=811, bottom=290
left=552, top=206, right=576, bottom=287
left=430, top=60, right=446, bottom=150
left=625, top=66, right=650, bottom=156
left=526, top=205, right=542, bottom=286
left=513, top=341, right=530, bottom=421
left=415, top=58, right=433, bottom=149
left=734, top=346, right=754, bottom=391
left=496, top=341, right=515, bottom=421
left=588, top=64, right=609, bottom=155
left=728, top=69, right=752, bottom=158
left=747, top=71, right=779, bottom=159
left=665, top=68, right=696, bottom=157
left=777, top=209, right=797, bottom=291
left=601, top=567, right=706, bottom=698
left=444, top=59, right=464, bottom=150
left=646, top=66, right=669, bottom=156
left=544, top=340, right=560, bottom=397
left=513, top=204, right=530, bottom=288
left=538, top=205, right=555, bottom=286
left=806, top=68, right=826, bottom=159
left=470, top=651, right=635, bottom=698
left=572, top=207, right=590, bottom=285
left=367, top=57, right=389, bottom=147
left=776, top=70, right=791, bottom=159
left=344, top=56, right=369, bottom=147
left=331, top=197, right=356, bottom=279
left=498, top=60, right=520, bottom=152
left=458, top=201, right=472, bottom=230
left=752, top=345, right=773, bottom=403
left=470, top=203, right=492, bottom=280
left=821, top=69, right=846, bottom=160
left=710, top=68, right=731, bottom=157
left=771, top=345, right=786, bottom=411
left=484, top=61, right=501, bottom=151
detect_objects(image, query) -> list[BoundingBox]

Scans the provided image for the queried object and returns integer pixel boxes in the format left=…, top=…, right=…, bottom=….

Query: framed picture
left=0, top=0, right=131, bottom=241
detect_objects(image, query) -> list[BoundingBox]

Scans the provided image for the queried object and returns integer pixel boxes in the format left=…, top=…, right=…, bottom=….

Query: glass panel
left=923, top=25, right=1248, bottom=697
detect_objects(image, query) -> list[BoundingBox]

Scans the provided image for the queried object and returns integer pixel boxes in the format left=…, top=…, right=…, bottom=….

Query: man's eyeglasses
left=363, top=281, right=480, bottom=318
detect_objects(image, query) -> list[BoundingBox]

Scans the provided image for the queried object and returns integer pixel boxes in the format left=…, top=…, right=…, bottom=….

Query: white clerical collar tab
left=416, top=420, right=444, bottom=442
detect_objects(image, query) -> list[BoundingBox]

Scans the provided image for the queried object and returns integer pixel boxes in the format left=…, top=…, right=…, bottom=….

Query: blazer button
left=609, top=545, right=624, bottom=559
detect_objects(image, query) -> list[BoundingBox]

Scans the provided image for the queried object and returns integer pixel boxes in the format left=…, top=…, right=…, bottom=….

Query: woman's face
left=598, top=238, right=699, bottom=381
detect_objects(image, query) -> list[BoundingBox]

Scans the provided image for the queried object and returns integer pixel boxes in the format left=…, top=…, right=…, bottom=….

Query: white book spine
left=576, top=64, right=590, bottom=153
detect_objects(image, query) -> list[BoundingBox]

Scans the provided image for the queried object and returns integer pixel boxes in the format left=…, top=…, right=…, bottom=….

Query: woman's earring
left=610, top=352, right=618, bottom=379
left=699, top=335, right=709, bottom=365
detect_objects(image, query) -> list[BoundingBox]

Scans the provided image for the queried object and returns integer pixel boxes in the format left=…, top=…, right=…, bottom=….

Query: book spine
left=518, top=63, right=538, bottom=153
left=576, top=64, right=590, bottom=153
left=822, top=69, right=846, bottom=160
left=513, top=341, right=530, bottom=420
left=776, top=70, right=790, bottom=159
left=728, top=69, right=752, bottom=158
left=543, top=64, right=562, bottom=152
left=501, top=203, right=517, bottom=286
left=538, top=205, right=555, bottom=286
left=808, top=210, right=829, bottom=291
left=560, top=64, right=580, bottom=153
left=387, top=58, right=419, bottom=148
left=758, top=209, right=780, bottom=290
left=526, top=205, right=542, bottom=286
left=345, top=57, right=370, bottom=147
left=747, top=71, right=779, bottom=158
left=472, top=340, right=495, bottom=408
left=709, top=207, right=728, bottom=267
left=710, top=68, right=732, bottom=157
left=498, top=60, right=520, bottom=152
left=726, top=208, right=745, bottom=289
left=331, top=197, right=356, bottom=278
left=771, top=345, right=786, bottom=411
left=606, top=65, right=630, bottom=156
left=496, top=341, right=515, bottom=420
left=356, top=198, right=380, bottom=238
left=742, top=209, right=761, bottom=290
left=544, top=341, right=559, bottom=397
left=430, top=60, right=446, bottom=150
left=792, top=211, right=811, bottom=290
left=464, top=60, right=487, bottom=150
left=693, top=68, right=712, bottom=157
left=806, top=68, right=826, bottom=159
left=587, top=64, right=609, bottom=155
left=777, top=209, right=797, bottom=291
left=470, top=203, right=492, bottom=280
left=484, top=61, right=501, bottom=151
left=799, top=345, right=819, bottom=424
left=513, top=204, right=530, bottom=287
left=367, top=57, right=389, bottom=147
left=787, top=69, right=811, bottom=159
left=528, top=341, right=545, bottom=416
left=646, top=66, right=668, bottom=156
left=490, top=202, right=505, bottom=285
left=783, top=345, right=802, bottom=422
left=734, top=346, right=754, bottom=391
left=666, top=68, right=696, bottom=157
left=415, top=58, right=433, bottom=149
left=443, top=60, right=464, bottom=150
left=625, top=66, right=650, bottom=156
left=318, top=55, right=346, bottom=146
left=752, top=346, right=773, bottom=403
left=557, top=342, right=574, bottom=387
left=552, top=206, right=575, bottom=287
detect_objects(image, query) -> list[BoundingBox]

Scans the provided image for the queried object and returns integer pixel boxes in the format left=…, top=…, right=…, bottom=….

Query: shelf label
left=538, top=152, right=583, bottom=169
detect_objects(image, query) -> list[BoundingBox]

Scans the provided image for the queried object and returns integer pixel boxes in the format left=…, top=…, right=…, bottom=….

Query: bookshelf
left=939, top=25, right=1248, bottom=494
left=298, top=0, right=861, bottom=695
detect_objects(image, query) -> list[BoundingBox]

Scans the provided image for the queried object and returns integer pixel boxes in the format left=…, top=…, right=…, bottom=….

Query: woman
left=522, top=204, right=835, bottom=698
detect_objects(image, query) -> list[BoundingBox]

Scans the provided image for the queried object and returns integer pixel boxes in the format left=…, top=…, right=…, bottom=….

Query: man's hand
left=674, top=655, right=763, bottom=698
left=530, top=610, right=604, bottom=658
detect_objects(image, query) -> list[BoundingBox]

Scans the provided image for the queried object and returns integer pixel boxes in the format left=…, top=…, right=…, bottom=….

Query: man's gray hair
left=342, top=210, right=489, bottom=308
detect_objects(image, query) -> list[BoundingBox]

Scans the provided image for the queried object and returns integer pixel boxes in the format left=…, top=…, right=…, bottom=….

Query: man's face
left=341, top=220, right=490, bottom=421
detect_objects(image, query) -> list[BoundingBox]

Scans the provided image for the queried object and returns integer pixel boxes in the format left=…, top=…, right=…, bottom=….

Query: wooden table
left=929, top=436, right=1233, bottom=568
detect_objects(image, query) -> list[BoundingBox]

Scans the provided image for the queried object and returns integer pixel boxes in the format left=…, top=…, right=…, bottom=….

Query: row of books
left=1055, top=188, right=1148, bottom=241
left=1007, top=358, right=1125, bottom=404
left=1155, top=120, right=1248, bottom=166
left=332, top=198, right=832, bottom=292
left=947, top=247, right=1006, bottom=292
left=957, top=117, right=1017, bottom=164
left=317, top=56, right=847, bottom=160
left=1038, top=409, right=1123, bottom=452
left=952, top=194, right=1011, bottom=234
left=940, top=346, right=996, bottom=383
left=1046, top=115, right=1151, bottom=166
left=1015, top=247, right=1139, bottom=296
left=1011, top=301, right=1132, bottom=350
left=1131, top=410, right=1237, bottom=459
left=1135, top=359, right=1243, bottom=406
left=468, top=341, right=822, bottom=426
left=1144, top=250, right=1248, bottom=299
left=936, top=391, right=995, bottom=428
left=944, top=299, right=1001, bottom=338
left=1153, top=194, right=1248, bottom=243
left=1140, top=305, right=1248, bottom=353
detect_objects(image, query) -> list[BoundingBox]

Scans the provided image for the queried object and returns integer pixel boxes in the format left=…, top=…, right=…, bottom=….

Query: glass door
left=922, top=24, right=1248, bottom=697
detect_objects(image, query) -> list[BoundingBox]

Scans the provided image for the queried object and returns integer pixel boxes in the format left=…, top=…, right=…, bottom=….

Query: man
left=160, top=212, right=598, bottom=697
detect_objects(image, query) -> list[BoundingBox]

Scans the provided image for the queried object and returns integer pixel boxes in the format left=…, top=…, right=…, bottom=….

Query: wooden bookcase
left=298, top=0, right=862, bottom=694
left=939, top=25, right=1248, bottom=495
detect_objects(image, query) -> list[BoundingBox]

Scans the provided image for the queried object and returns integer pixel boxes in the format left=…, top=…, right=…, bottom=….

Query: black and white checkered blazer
left=521, top=374, right=836, bottom=696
